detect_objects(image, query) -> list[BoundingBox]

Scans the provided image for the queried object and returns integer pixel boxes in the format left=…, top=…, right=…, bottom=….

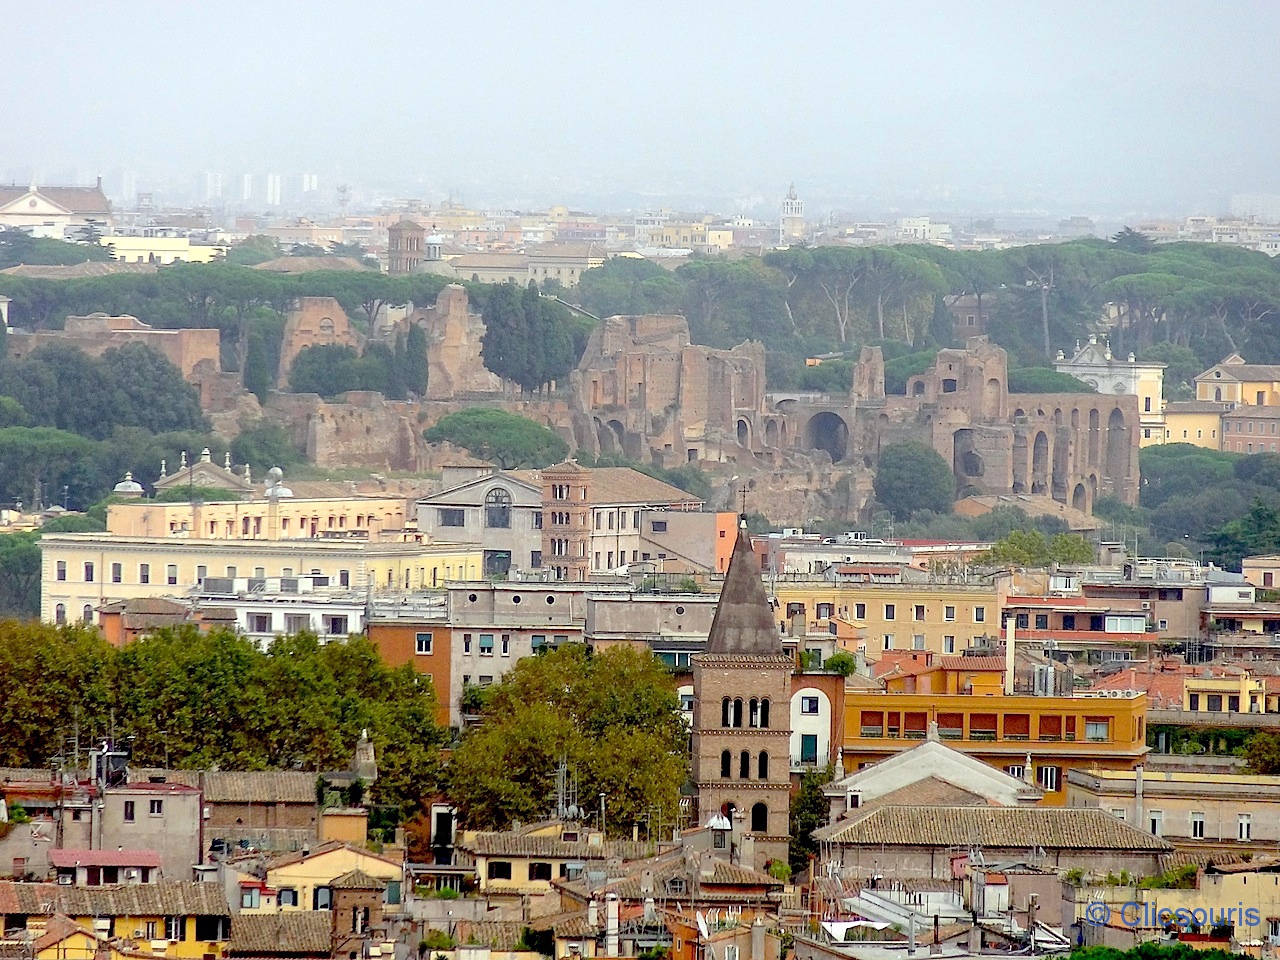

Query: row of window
left=595, top=549, right=667, bottom=568
left=121, top=799, right=164, bottom=820
left=1231, top=441, right=1279, bottom=453
left=862, top=712, right=1112, bottom=743
left=246, top=614, right=349, bottom=636
left=55, top=561, right=354, bottom=587
left=1134, top=809, right=1253, bottom=841
left=880, top=634, right=962, bottom=652
left=720, top=749, right=771, bottom=779
left=805, top=602, right=986, bottom=623
left=593, top=510, right=644, bottom=531
left=1226, top=419, right=1280, bottom=434
left=721, top=697, right=771, bottom=728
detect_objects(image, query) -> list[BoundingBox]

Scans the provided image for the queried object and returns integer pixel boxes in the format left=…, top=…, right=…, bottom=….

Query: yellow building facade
left=39, top=533, right=481, bottom=624
left=255, top=843, right=403, bottom=914
left=844, top=660, right=1148, bottom=807
left=1196, top=355, right=1280, bottom=405
left=770, top=580, right=1004, bottom=659
left=1161, top=401, right=1225, bottom=448
left=105, top=496, right=410, bottom=541
left=99, top=236, right=227, bottom=264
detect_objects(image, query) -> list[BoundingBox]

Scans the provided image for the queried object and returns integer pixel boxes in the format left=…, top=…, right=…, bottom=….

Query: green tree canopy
left=0, top=623, right=444, bottom=814
left=423, top=408, right=568, bottom=469
left=446, top=645, right=687, bottom=835
left=1007, top=367, right=1095, bottom=393
left=873, top=441, right=954, bottom=520
left=982, top=529, right=1095, bottom=567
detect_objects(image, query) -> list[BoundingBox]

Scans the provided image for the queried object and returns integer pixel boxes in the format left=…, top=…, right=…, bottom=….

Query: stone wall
left=409, top=284, right=503, bottom=400
left=8, top=313, right=221, bottom=378
left=572, top=314, right=767, bottom=467
left=276, top=296, right=365, bottom=388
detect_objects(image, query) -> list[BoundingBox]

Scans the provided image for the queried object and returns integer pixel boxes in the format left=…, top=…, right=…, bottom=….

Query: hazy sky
left=5, top=0, right=1279, bottom=215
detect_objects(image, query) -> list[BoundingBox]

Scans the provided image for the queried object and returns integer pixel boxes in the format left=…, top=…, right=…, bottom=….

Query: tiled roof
left=0, top=768, right=54, bottom=783
left=1204, top=362, right=1280, bottom=381
left=813, top=805, right=1174, bottom=851
left=510, top=465, right=702, bottom=507
left=251, top=256, right=370, bottom=273
left=128, top=769, right=201, bottom=788
left=229, top=912, right=331, bottom=956
left=264, top=841, right=400, bottom=873
left=937, top=656, right=1006, bottom=671
left=861, top=778, right=993, bottom=811
left=457, top=832, right=666, bottom=861
left=32, top=915, right=94, bottom=952
left=0, top=880, right=230, bottom=916
left=584, top=467, right=703, bottom=506
left=454, top=921, right=527, bottom=950
left=330, top=868, right=385, bottom=890
left=98, top=598, right=185, bottom=615
left=0, top=262, right=157, bottom=279
left=203, top=771, right=317, bottom=804
left=49, top=849, right=162, bottom=869
left=1165, top=401, right=1232, bottom=413
left=559, top=852, right=781, bottom=903
left=0, top=185, right=111, bottom=215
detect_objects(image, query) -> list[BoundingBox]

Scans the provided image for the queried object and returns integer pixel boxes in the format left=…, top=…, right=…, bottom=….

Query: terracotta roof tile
left=813, top=805, right=1174, bottom=850
left=251, top=257, right=370, bottom=274
left=0, top=880, right=230, bottom=916
left=49, top=849, right=161, bottom=869
left=203, top=772, right=317, bottom=804
left=229, top=912, right=331, bottom=956
left=457, top=832, right=667, bottom=861
left=330, top=869, right=385, bottom=890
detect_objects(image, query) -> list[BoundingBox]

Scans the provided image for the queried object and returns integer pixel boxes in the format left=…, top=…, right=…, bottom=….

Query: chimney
left=750, top=917, right=765, bottom=960
left=1004, top=616, right=1016, bottom=695
left=967, top=914, right=981, bottom=953
left=587, top=898, right=598, bottom=927
left=605, top=894, right=619, bottom=958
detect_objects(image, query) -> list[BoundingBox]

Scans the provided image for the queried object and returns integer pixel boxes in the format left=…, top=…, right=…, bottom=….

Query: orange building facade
left=844, top=658, right=1148, bottom=806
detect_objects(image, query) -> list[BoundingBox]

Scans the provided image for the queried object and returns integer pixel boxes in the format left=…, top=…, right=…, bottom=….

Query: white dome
left=113, top=471, right=144, bottom=495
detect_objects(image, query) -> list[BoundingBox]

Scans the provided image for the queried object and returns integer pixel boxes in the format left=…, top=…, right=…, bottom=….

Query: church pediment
left=0, top=190, right=74, bottom=218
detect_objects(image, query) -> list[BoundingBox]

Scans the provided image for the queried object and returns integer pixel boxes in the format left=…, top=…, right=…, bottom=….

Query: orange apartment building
left=843, top=656, right=1148, bottom=806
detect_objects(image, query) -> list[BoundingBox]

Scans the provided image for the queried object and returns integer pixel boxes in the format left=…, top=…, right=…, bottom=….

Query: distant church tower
left=691, top=519, right=793, bottom=872
left=779, top=183, right=805, bottom=245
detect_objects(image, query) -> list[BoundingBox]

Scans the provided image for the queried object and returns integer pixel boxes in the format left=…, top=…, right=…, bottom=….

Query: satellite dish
left=697, top=912, right=709, bottom=940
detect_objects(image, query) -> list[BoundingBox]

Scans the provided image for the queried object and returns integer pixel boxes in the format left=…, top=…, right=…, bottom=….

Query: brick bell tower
left=691, top=518, right=793, bottom=872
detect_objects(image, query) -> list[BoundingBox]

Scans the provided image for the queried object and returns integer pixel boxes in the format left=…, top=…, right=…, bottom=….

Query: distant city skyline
left=5, top=1, right=1278, bottom=221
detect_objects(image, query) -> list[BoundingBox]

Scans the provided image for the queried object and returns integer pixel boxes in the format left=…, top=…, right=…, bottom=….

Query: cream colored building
left=99, top=235, right=227, bottom=264
left=1197, top=353, right=1280, bottom=405
left=247, top=841, right=403, bottom=913
left=770, top=574, right=1006, bottom=658
left=40, top=532, right=481, bottom=624
left=1161, top=400, right=1227, bottom=448
left=1067, top=768, right=1280, bottom=851
left=1055, top=337, right=1166, bottom=446
left=105, top=495, right=410, bottom=541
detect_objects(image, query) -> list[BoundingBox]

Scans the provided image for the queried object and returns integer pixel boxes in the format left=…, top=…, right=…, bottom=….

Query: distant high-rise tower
left=265, top=173, right=282, bottom=207
left=240, top=173, right=254, bottom=202
left=779, top=183, right=805, bottom=245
